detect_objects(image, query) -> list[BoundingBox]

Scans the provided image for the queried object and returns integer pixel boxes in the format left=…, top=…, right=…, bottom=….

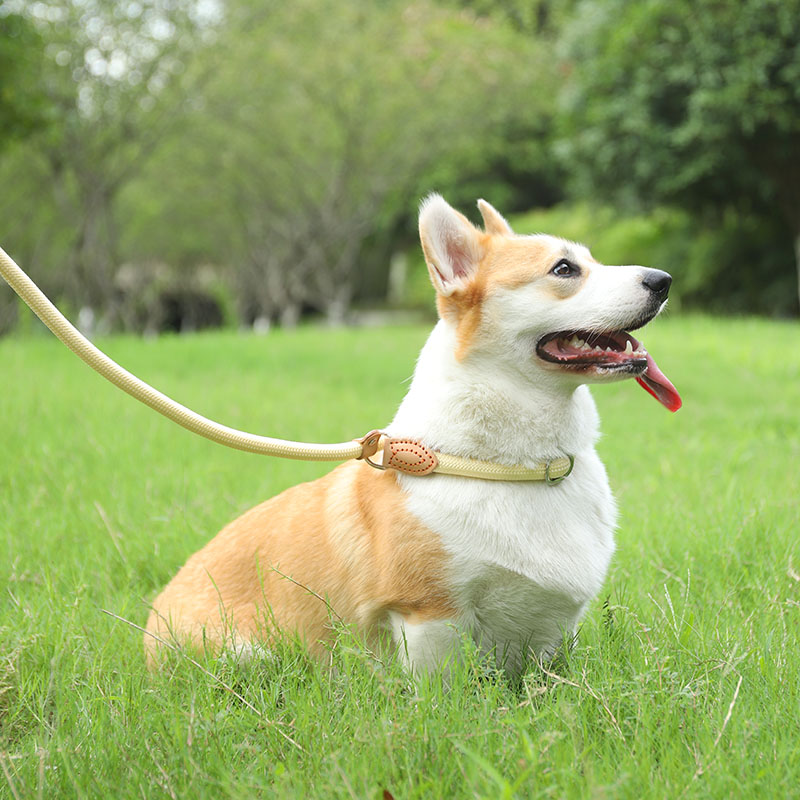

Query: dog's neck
left=388, top=320, right=600, bottom=465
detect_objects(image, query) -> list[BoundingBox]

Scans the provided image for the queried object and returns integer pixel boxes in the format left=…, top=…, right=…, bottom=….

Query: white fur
left=386, top=321, right=617, bottom=677
left=378, top=196, right=669, bottom=677
left=496, top=246, right=661, bottom=352
left=418, top=194, right=483, bottom=294
left=390, top=612, right=462, bottom=676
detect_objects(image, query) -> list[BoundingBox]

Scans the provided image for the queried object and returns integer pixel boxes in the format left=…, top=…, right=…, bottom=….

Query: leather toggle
left=355, top=430, right=384, bottom=461
left=382, top=438, right=439, bottom=476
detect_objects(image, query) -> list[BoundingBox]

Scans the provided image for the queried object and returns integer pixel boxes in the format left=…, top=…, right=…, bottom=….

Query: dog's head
left=419, top=194, right=681, bottom=411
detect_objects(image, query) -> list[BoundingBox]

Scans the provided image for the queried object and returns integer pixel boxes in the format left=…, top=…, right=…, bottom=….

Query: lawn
left=1, top=315, right=799, bottom=798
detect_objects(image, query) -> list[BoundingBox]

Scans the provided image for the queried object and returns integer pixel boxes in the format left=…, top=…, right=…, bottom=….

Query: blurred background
left=1, top=0, right=798, bottom=336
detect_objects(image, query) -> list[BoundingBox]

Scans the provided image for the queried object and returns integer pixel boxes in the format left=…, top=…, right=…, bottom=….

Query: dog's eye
left=551, top=259, right=580, bottom=278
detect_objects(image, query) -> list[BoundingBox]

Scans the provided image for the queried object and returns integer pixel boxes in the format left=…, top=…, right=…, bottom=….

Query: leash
left=0, top=245, right=574, bottom=483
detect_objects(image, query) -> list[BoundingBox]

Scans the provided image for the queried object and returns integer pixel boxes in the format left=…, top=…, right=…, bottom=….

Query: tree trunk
left=279, top=303, right=300, bottom=329
left=387, top=251, right=408, bottom=306
left=325, top=287, right=351, bottom=327
left=73, top=183, right=119, bottom=322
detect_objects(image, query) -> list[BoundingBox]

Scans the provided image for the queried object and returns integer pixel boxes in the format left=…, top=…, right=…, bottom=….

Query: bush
left=512, top=204, right=797, bottom=316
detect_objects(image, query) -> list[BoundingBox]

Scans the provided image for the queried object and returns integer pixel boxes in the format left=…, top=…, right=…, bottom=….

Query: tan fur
left=437, top=278, right=486, bottom=362
left=434, top=233, right=590, bottom=360
left=145, top=461, right=457, bottom=664
left=477, top=198, right=513, bottom=236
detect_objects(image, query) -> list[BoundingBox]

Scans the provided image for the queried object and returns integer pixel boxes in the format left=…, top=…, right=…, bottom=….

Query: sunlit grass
left=1, top=315, right=799, bottom=797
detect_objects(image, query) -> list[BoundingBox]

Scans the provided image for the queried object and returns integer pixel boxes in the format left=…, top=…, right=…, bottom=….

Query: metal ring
left=545, top=455, right=575, bottom=485
left=364, top=453, right=389, bottom=471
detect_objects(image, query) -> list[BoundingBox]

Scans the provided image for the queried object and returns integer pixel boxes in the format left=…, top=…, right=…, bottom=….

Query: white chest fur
left=397, top=454, right=616, bottom=674
left=386, top=322, right=618, bottom=675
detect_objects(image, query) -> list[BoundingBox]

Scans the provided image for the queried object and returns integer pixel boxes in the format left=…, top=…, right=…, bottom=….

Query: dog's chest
left=397, top=451, right=616, bottom=658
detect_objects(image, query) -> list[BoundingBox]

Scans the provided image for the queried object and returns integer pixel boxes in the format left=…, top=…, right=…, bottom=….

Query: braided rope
left=0, top=245, right=362, bottom=461
left=435, top=452, right=573, bottom=481
left=1, top=245, right=573, bottom=481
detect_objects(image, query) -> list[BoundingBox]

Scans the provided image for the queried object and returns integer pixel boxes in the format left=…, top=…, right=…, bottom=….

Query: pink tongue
left=636, top=353, right=682, bottom=412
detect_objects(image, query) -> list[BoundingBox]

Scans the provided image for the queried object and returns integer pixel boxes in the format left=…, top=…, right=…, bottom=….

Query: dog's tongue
left=636, top=352, right=682, bottom=412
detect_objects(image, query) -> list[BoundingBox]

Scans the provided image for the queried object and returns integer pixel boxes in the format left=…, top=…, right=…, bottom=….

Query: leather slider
left=355, top=430, right=384, bottom=461
left=383, top=438, right=439, bottom=476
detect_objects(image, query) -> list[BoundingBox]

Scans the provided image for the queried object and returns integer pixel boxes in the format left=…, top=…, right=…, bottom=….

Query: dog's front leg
left=389, top=613, right=463, bottom=676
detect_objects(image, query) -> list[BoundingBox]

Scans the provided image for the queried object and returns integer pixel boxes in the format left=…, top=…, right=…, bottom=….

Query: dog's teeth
left=593, top=345, right=602, bottom=352
left=624, top=340, right=633, bottom=354
left=606, top=346, right=613, bottom=352
left=576, top=338, right=585, bottom=348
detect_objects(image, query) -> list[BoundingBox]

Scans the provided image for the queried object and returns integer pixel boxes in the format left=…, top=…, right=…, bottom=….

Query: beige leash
left=0, top=246, right=573, bottom=483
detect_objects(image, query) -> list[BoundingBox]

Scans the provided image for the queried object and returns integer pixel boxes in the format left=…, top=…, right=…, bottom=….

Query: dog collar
left=356, top=432, right=574, bottom=484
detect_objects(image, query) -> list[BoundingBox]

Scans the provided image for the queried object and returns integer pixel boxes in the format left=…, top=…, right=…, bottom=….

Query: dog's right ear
left=419, top=194, right=484, bottom=296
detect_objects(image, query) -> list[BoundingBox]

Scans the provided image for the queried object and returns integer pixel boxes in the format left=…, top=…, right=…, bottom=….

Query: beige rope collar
left=355, top=431, right=574, bottom=483
left=0, top=245, right=574, bottom=484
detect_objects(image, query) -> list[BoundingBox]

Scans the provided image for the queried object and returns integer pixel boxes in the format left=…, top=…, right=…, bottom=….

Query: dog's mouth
left=536, top=329, right=682, bottom=411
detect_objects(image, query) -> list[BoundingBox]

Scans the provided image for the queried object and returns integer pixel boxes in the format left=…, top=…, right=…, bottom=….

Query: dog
left=145, top=195, right=680, bottom=677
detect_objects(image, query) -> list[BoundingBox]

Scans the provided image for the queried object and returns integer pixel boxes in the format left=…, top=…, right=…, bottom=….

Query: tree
left=172, top=0, right=548, bottom=324
left=558, top=0, right=800, bottom=312
left=0, top=12, right=52, bottom=333
left=0, top=12, right=50, bottom=149
left=0, top=0, right=218, bottom=320
left=1, top=0, right=559, bottom=331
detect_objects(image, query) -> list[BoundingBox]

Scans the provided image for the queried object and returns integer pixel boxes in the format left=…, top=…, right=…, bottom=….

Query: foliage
left=0, top=12, right=50, bottom=148
left=1, top=0, right=799, bottom=329
left=118, top=0, right=550, bottom=324
left=513, top=203, right=798, bottom=316
left=0, top=11, right=55, bottom=333
left=0, top=0, right=219, bottom=318
left=558, top=0, right=800, bottom=307
left=1, top=319, right=799, bottom=795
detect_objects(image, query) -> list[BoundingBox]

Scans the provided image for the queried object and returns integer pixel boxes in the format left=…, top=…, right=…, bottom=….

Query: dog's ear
left=477, top=199, right=513, bottom=236
left=419, top=194, right=484, bottom=296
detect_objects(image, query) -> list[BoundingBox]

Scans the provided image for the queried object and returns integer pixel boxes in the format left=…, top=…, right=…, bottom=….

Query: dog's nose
left=641, top=269, right=672, bottom=302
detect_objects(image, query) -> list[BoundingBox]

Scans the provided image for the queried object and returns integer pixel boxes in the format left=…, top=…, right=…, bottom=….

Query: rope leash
left=0, top=245, right=573, bottom=483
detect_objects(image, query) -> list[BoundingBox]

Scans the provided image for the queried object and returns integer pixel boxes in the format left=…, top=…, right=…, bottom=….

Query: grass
left=1, top=314, right=799, bottom=798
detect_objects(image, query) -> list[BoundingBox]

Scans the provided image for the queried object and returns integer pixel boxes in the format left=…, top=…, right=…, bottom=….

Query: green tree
left=558, top=0, right=800, bottom=312
left=2, top=0, right=559, bottom=331
left=0, top=0, right=217, bottom=320
left=132, top=0, right=549, bottom=325
left=0, top=12, right=49, bottom=149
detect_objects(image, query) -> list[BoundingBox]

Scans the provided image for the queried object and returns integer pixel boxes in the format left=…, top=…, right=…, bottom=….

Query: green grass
left=1, top=315, right=799, bottom=798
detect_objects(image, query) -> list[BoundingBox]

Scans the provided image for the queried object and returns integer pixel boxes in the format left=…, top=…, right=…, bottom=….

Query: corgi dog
left=146, top=195, right=680, bottom=677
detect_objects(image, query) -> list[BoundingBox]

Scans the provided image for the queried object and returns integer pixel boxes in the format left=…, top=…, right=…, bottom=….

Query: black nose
left=641, top=269, right=672, bottom=302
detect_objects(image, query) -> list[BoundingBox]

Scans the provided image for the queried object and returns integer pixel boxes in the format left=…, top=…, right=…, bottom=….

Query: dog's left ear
left=477, top=199, right=513, bottom=236
left=419, top=194, right=484, bottom=296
